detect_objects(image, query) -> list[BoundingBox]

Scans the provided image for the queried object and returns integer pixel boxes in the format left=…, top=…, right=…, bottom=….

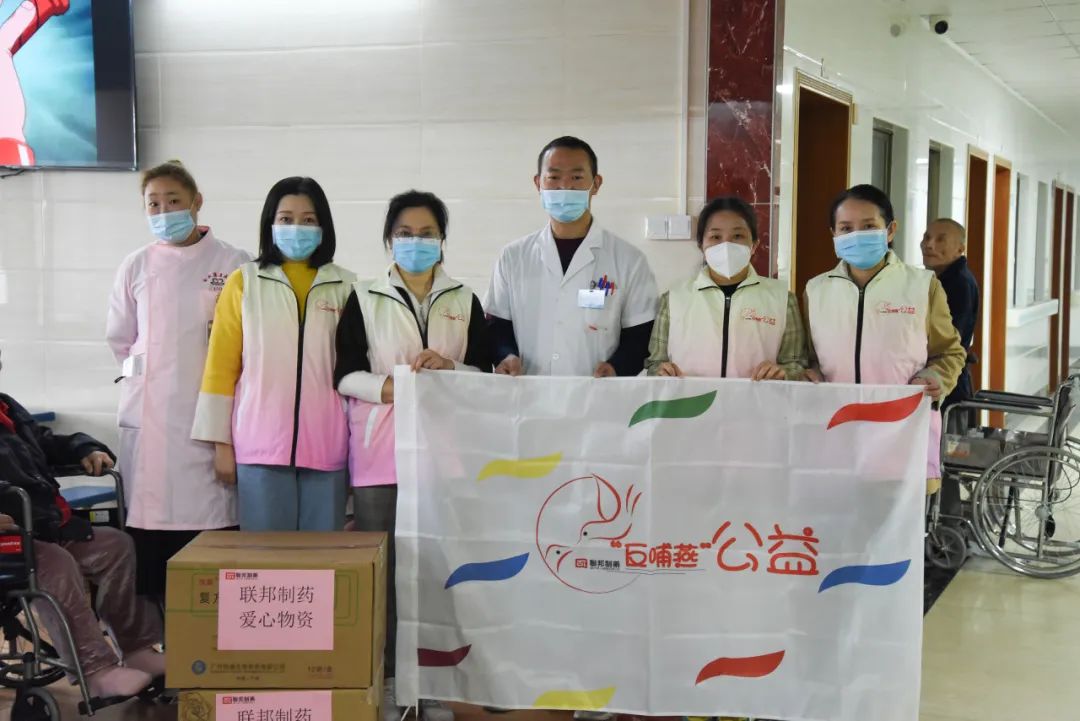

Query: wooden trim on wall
left=989, top=159, right=1011, bottom=424
left=964, top=148, right=989, bottom=394
left=1050, top=184, right=1065, bottom=389
left=795, top=70, right=854, bottom=104
left=1063, top=190, right=1077, bottom=382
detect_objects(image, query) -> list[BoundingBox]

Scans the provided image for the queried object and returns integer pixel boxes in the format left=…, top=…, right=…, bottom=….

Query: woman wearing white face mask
left=334, top=190, right=491, bottom=721
left=106, top=160, right=250, bottom=603
left=646, top=196, right=807, bottom=380
left=804, top=184, right=965, bottom=487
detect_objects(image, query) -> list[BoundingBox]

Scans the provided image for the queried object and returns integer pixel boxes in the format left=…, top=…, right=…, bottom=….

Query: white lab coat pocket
left=117, top=370, right=145, bottom=430
left=582, top=299, right=620, bottom=350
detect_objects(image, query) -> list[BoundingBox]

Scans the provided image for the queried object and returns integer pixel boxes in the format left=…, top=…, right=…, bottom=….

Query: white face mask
left=704, top=242, right=752, bottom=279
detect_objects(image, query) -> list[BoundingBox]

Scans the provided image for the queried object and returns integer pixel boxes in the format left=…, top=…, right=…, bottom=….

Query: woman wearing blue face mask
left=333, top=190, right=491, bottom=721
left=192, top=177, right=356, bottom=531
left=803, top=183, right=965, bottom=487
left=106, top=160, right=250, bottom=603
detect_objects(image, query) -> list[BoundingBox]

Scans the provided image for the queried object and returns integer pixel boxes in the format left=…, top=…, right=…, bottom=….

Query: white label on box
left=216, top=569, right=335, bottom=651
left=216, top=691, right=332, bottom=721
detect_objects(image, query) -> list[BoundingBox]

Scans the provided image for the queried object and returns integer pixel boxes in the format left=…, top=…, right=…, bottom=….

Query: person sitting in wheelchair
left=0, top=374, right=164, bottom=699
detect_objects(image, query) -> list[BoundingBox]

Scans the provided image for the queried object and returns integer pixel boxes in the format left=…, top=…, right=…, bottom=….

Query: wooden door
left=791, top=72, right=853, bottom=303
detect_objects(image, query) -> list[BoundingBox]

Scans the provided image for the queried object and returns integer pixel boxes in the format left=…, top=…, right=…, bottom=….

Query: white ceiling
left=892, top=0, right=1080, bottom=138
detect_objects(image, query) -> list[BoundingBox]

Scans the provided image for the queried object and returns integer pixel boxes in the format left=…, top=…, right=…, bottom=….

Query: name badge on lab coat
left=578, top=289, right=606, bottom=309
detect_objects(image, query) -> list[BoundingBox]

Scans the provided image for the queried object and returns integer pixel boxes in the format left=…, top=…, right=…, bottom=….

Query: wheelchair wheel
left=12, top=687, right=61, bottom=721
left=972, top=447, right=1080, bottom=579
left=0, top=661, right=65, bottom=689
left=0, top=629, right=66, bottom=688
left=926, top=525, right=967, bottom=570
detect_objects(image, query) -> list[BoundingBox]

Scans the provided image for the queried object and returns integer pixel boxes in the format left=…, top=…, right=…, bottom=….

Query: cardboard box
left=166, top=532, right=386, bottom=689
left=178, top=687, right=380, bottom=721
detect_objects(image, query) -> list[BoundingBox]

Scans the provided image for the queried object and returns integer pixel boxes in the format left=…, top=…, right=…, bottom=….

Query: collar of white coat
left=540, top=222, right=605, bottom=284
left=693, top=263, right=761, bottom=292
left=827, top=249, right=901, bottom=281
left=256, top=260, right=350, bottom=288
left=371, top=262, right=462, bottom=299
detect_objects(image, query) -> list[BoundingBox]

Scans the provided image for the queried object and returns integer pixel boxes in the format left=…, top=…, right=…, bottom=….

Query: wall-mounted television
left=0, top=0, right=136, bottom=171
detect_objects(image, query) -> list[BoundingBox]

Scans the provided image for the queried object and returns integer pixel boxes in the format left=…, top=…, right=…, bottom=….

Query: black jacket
left=937, top=257, right=980, bottom=407
left=0, top=394, right=111, bottom=542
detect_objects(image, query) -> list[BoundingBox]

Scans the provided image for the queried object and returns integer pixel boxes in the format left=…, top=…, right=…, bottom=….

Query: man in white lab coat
left=486, top=136, right=659, bottom=379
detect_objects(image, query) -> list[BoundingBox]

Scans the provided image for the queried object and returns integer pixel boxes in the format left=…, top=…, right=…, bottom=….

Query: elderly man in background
left=921, top=218, right=981, bottom=519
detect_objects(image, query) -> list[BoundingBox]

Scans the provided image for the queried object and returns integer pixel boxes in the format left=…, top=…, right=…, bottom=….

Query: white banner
left=395, top=371, right=927, bottom=721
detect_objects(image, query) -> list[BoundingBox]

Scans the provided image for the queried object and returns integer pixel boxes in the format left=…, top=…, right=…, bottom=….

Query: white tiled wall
left=10, top=0, right=1078, bottom=449
left=0, top=0, right=707, bottom=447
left=776, top=0, right=1080, bottom=396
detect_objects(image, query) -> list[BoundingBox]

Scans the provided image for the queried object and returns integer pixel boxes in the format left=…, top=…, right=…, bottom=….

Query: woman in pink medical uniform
left=106, top=161, right=250, bottom=603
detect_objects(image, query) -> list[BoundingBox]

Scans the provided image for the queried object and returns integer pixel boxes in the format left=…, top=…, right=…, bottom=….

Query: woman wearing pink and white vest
left=646, top=196, right=808, bottom=380
left=193, top=177, right=355, bottom=531
left=334, top=191, right=491, bottom=721
left=804, top=184, right=966, bottom=488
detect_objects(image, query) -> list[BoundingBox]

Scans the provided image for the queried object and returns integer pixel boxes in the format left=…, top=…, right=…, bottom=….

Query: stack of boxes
left=165, top=532, right=387, bottom=721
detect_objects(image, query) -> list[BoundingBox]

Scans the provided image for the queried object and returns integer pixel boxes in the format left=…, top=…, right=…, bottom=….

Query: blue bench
left=31, top=411, right=126, bottom=527
left=60, top=485, right=118, bottom=508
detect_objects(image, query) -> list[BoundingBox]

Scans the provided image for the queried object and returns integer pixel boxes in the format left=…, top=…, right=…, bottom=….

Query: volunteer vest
left=232, top=261, right=355, bottom=471
left=346, top=268, right=476, bottom=488
left=667, top=269, right=790, bottom=378
left=805, top=253, right=932, bottom=386
left=353, top=270, right=474, bottom=373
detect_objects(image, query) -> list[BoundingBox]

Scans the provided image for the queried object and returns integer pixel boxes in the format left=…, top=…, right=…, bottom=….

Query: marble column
left=706, top=0, right=783, bottom=276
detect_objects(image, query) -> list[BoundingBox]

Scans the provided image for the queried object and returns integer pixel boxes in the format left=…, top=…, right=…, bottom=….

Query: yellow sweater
left=200, top=261, right=317, bottom=399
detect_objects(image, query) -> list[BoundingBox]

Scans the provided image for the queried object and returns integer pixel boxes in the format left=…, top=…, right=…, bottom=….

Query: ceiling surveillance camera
left=930, top=15, right=949, bottom=34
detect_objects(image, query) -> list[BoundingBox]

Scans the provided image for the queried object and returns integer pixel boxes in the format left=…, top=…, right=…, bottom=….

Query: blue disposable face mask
left=272, top=224, right=323, bottom=261
left=541, top=189, right=591, bottom=223
left=833, top=228, right=889, bottom=270
left=393, top=237, right=442, bottom=274
left=148, top=209, right=196, bottom=244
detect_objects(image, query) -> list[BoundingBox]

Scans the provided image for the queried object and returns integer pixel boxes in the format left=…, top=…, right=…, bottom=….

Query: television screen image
left=0, top=0, right=135, bottom=170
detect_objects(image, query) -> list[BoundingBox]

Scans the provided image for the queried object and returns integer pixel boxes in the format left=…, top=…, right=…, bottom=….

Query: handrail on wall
left=1007, top=299, right=1059, bottom=328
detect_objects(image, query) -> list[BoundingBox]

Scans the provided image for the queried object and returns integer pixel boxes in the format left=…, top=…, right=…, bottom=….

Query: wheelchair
left=926, top=374, right=1080, bottom=579
left=0, top=480, right=161, bottom=720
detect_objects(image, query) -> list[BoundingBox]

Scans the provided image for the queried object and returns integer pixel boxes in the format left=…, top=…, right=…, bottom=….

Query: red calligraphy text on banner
left=712, top=522, right=764, bottom=572
left=648, top=542, right=673, bottom=568
left=624, top=542, right=648, bottom=569
left=766, top=525, right=820, bottom=576
left=609, top=519, right=823, bottom=578
left=673, top=543, right=700, bottom=568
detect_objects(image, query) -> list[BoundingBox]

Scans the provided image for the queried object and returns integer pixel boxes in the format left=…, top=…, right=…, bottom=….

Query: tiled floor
left=920, top=556, right=1080, bottom=720
left=2, top=559, right=1077, bottom=721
